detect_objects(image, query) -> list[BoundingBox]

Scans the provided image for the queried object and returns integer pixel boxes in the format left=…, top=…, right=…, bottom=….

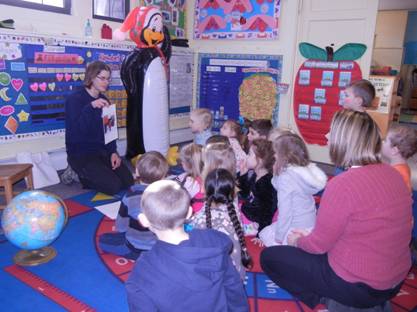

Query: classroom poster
left=0, top=33, right=131, bottom=142
left=368, top=75, right=395, bottom=114
left=194, top=0, right=281, bottom=40
left=197, top=53, right=282, bottom=128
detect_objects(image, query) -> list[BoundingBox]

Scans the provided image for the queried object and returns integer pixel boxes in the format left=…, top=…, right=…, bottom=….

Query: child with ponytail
left=190, top=168, right=252, bottom=279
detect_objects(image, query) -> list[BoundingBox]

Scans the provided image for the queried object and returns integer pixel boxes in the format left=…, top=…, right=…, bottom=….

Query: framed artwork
left=194, top=0, right=281, bottom=40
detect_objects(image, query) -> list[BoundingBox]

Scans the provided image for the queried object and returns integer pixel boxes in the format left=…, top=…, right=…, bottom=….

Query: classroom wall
left=185, top=0, right=299, bottom=128
left=0, top=0, right=137, bottom=161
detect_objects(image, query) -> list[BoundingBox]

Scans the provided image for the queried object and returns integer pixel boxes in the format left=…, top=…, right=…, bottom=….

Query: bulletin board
left=0, top=33, right=132, bottom=143
left=293, top=60, right=362, bottom=146
left=197, top=53, right=282, bottom=127
left=194, top=0, right=280, bottom=40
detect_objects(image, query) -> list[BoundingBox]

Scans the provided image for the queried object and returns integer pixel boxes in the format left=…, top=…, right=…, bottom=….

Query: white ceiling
left=379, top=0, right=417, bottom=11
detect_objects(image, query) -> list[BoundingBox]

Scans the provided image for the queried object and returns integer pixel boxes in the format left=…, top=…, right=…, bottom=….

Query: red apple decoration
left=293, top=42, right=366, bottom=145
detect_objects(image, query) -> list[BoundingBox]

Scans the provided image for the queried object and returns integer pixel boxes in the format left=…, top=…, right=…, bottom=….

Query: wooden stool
left=0, top=163, right=34, bottom=209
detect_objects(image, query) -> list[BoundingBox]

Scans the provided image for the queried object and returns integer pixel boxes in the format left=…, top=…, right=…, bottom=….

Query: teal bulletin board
left=0, top=33, right=133, bottom=143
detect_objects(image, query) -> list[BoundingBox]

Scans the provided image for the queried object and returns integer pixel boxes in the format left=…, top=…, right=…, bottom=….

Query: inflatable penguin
left=116, top=6, right=171, bottom=159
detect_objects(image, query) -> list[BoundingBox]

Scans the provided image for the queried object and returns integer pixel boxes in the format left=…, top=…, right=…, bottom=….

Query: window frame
left=92, top=0, right=129, bottom=23
left=0, top=0, right=71, bottom=14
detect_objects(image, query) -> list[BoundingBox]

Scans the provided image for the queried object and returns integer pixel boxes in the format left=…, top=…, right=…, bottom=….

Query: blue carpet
left=0, top=209, right=128, bottom=311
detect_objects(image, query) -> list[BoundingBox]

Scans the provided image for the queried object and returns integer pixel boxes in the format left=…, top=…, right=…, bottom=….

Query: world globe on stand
left=1, top=190, right=68, bottom=266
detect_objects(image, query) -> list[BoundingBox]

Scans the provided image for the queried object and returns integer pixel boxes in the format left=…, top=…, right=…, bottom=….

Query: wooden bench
left=0, top=163, right=34, bottom=209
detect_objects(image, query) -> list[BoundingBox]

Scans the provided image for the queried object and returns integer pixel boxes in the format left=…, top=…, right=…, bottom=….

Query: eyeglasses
left=96, top=75, right=112, bottom=82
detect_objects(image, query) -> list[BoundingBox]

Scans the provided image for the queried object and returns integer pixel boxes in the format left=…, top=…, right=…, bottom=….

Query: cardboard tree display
left=293, top=42, right=366, bottom=145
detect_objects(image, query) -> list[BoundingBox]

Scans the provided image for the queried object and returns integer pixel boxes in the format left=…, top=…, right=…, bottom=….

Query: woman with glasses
left=65, top=61, right=134, bottom=195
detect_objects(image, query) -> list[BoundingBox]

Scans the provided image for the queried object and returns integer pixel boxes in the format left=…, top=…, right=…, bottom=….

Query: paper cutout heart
left=56, top=73, right=64, bottom=81
left=65, top=73, right=72, bottom=82
left=30, top=82, right=38, bottom=92
left=39, top=82, right=47, bottom=92
left=72, top=73, right=79, bottom=81
left=11, top=78, right=23, bottom=91
left=79, top=73, right=85, bottom=81
left=48, top=82, right=56, bottom=91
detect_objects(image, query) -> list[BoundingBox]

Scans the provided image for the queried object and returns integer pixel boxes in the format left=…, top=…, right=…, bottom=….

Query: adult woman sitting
left=261, top=109, right=412, bottom=311
left=65, top=61, right=133, bottom=195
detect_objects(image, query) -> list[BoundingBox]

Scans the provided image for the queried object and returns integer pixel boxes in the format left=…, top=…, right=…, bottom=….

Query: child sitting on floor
left=126, top=180, right=249, bottom=311
left=259, top=133, right=327, bottom=246
left=341, top=79, right=376, bottom=112
left=201, top=142, right=236, bottom=181
left=382, top=124, right=417, bottom=192
left=220, top=119, right=247, bottom=172
left=238, top=139, right=277, bottom=236
left=189, top=108, right=213, bottom=145
left=175, top=143, right=205, bottom=213
left=98, top=151, right=168, bottom=260
left=190, top=169, right=252, bottom=280
left=247, top=119, right=272, bottom=146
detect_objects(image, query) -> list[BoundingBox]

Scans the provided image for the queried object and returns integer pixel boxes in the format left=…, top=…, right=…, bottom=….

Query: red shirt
left=298, top=163, right=412, bottom=290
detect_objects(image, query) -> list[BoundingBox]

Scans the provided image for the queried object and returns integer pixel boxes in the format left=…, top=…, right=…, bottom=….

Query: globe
left=1, top=190, right=67, bottom=265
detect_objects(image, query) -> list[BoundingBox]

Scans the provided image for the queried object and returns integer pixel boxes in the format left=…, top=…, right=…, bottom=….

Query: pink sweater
left=298, top=164, right=412, bottom=290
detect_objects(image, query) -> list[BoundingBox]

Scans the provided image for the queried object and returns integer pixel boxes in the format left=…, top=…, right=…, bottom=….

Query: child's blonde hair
left=202, top=143, right=236, bottom=182
left=268, top=127, right=293, bottom=142
left=348, top=79, right=376, bottom=108
left=191, top=108, right=212, bottom=130
left=136, top=151, right=169, bottom=184
left=329, top=109, right=381, bottom=167
left=141, top=180, right=190, bottom=231
left=179, top=143, right=203, bottom=178
left=387, top=124, right=417, bottom=159
left=272, top=133, right=310, bottom=175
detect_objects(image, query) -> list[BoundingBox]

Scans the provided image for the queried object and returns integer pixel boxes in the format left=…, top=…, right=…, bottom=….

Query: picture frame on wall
left=93, top=0, right=129, bottom=22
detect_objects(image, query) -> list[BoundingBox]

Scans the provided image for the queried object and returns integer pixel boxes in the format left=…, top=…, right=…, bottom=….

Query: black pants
left=260, top=246, right=402, bottom=309
left=68, top=152, right=134, bottom=195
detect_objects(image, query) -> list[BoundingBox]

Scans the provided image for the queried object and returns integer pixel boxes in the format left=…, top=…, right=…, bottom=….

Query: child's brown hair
left=222, top=119, right=246, bottom=147
left=136, top=151, right=169, bottom=184
left=272, top=133, right=310, bottom=175
left=250, top=139, right=275, bottom=173
left=387, top=125, right=417, bottom=159
left=249, top=119, right=272, bottom=137
left=348, top=79, right=376, bottom=108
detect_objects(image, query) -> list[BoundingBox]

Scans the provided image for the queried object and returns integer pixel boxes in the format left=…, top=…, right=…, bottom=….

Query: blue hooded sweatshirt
left=125, top=229, right=249, bottom=312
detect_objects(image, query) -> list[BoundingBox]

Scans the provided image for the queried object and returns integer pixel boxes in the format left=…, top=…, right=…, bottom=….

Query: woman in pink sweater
left=260, top=110, right=412, bottom=311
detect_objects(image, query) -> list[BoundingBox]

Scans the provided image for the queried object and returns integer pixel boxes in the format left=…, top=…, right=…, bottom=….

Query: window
left=93, top=0, right=129, bottom=23
left=0, top=0, right=71, bottom=14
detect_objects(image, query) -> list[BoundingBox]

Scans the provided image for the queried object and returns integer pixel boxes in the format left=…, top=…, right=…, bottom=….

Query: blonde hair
left=387, top=124, right=417, bottom=159
left=191, top=108, right=212, bottom=130
left=202, top=143, right=236, bottom=182
left=141, top=180, right=190, bottom=230
left=329, top=109, right=381, bottom=167
left=179, top=143, right=203, bottom=178
left=268, top=127, right=293, bottom=142
left=136, top=151, right=169, bottom=184
left=272, top=133, right=310, bottom=175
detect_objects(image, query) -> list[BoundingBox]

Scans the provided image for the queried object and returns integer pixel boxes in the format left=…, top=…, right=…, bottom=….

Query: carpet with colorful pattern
left=1, top=191, right=417, bottom=311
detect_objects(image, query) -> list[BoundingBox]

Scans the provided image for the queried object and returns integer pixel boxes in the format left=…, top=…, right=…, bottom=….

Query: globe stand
left=13, top=247, right=57, bottom=266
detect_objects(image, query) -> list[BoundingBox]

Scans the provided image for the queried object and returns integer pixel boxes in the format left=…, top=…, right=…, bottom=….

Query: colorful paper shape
left=15, top=93, right=28, bottom=105
left=11, top=78, right=23, bottom=91
left=56, top=73, right=64, bottom=81
left=0, top=72, right=11, bottom=86
left=4, top=116, right=18, bottom=134
left=0, top=87, right=11, bottom=101
left=0, top=105, right=15, bottom=116
left=91, top=192, right=115, bottom=201
left=17, top=109, right=29, bottom=122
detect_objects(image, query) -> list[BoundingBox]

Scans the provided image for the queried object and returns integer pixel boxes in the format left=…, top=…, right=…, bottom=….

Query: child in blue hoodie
left=126, top=180, right=249, bottom=312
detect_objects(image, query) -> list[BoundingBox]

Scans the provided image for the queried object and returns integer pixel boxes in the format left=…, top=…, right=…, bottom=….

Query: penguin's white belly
left=142, top=57, right=169, bottom=155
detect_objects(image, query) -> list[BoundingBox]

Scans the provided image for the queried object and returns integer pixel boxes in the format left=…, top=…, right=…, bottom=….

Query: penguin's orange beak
left=143, top=28, right=164, bottom=47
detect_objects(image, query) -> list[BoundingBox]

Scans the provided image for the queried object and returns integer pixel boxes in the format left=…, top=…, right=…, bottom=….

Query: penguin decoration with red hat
left=115, top=6, right=171, bottom=159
